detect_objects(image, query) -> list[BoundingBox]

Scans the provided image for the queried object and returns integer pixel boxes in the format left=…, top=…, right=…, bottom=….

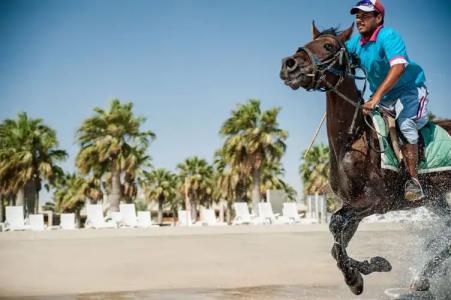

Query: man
left=345, top=0, right=428, bottom=201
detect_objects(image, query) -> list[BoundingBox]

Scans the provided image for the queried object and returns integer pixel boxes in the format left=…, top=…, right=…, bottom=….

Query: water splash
left=407, top=216, right=451, bottom=299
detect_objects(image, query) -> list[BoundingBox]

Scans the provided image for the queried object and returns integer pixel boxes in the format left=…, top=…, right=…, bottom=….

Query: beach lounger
left=200, top=208, right=227, bottom=226
left=109, top=211, right=124, bottom=226
left=119, top=204, right=138, bottom=227
left=177, top=210, right=200, bottom=226
left=60, top=213, right=76, bottom=230
left=4, top=206, right=31, bottom=231
left=282, top=202, right=303, bottom=224
left=136, top=211, right=158, bottom=228
left=29, top=214, right=45, bottom=231
left=258, top=202, right=290, bottom=225
left=232, top=202, right=264, bottom=225
left=85, top=204, right=116, bottom=229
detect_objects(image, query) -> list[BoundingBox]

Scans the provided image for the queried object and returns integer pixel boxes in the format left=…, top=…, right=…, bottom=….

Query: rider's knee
left=397, top=118, right=419, bottom=144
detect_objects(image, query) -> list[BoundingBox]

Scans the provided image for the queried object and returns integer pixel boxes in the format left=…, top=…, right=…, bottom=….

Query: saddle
left=369, top=108, right=450, bottom=173
left=378, top=107, right=426, bottom=164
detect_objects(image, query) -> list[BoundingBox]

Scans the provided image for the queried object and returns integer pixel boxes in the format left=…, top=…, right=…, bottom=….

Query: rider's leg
left=400, top=141, right=424, bottom=201
left=396, top=86, right=429, bottom=201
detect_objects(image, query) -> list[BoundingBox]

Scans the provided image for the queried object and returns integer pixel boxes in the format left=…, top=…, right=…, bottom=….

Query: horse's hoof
left=346, top=269, right=364, bottom=295
left=410, top=277, right=430, bottom=292
left=370, top=256, right=392, bottom=272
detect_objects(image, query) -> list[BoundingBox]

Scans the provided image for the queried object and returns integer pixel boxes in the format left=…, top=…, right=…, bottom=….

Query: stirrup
left=404, top=178, right=425, bottom=202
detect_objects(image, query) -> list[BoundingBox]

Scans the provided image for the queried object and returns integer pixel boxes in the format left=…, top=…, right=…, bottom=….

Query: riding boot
left=401, top=143, right=424, bottom=201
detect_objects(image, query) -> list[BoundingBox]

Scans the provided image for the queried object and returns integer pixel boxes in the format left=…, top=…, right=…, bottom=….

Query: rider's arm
left=370, top=64, right=405, bottom=103
left=362, top=28, right=409, bottom=112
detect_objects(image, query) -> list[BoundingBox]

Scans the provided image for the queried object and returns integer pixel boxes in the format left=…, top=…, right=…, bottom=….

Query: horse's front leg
left=329, top=207, right=393, bottom=295
left=329, top=208, right=365, bottom=295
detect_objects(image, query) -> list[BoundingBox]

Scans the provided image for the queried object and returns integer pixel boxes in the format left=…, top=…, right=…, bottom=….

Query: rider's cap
left=350, top=0, right=385, bottom=18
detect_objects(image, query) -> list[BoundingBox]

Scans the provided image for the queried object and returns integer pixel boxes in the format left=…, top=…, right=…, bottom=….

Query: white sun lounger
left=109, top=211, right=123, bottom=226
left=119, top=204, right=138, bottom=227
left=282, top=202, right=303, bottom=223
left=85, top=204, right=116, bottom=229
left=29, top=214, right=45, bottom=231
left=60, top=213, right=76, bottom=230
left=258, top=202, right=290, bottom=225
left=136, top=211, right=158, bottom=228
left=177, top=210, right=200, bottom=226
left=232, top=202, right=264, bottom=225
left=200, top=208, right=227, bottom=226
left=4, top=206, right=31, bottom=231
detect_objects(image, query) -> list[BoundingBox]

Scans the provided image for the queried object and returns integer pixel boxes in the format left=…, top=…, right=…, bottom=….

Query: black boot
left=401, top=144, right=425, bottom=201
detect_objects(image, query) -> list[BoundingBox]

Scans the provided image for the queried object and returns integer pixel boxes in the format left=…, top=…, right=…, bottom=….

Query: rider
left=345, top=0, right=428, bottom=201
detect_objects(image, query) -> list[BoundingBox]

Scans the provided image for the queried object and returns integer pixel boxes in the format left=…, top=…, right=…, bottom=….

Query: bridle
left=296, top=34, right=352, bottom=92
left=296, top=34, right=367, bottom=98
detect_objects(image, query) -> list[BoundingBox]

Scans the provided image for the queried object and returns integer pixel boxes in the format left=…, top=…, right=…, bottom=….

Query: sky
left=1, top=0, right=450, bottom=202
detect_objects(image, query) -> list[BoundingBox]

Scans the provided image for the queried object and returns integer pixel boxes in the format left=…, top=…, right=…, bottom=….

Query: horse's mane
left=318, top=27, right=341, bottom=37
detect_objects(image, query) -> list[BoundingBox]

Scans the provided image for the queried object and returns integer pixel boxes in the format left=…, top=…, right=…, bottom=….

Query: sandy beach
left=0, top=223, right=434, bottom=299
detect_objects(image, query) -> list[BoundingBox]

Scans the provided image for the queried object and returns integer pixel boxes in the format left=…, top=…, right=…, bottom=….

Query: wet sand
left=0, top=224, right=429, bottom=299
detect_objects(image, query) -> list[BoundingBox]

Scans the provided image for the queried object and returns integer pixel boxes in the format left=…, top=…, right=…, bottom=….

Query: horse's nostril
left=286, top=58, right=297, bottom=71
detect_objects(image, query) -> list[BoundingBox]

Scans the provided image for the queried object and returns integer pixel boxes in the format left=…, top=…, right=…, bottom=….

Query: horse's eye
left=324, top=44, right=334, bottom=52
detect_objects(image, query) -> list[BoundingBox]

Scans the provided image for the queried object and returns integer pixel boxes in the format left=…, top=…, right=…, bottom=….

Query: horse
left=280, top=22, right=451, bottom=296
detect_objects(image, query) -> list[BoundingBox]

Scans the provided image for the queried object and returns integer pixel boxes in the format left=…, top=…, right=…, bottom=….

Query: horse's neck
left=326, top=79, right=363, bottom=157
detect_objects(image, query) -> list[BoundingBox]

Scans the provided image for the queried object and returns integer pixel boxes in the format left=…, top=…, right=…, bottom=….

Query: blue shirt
left=346, top=26, right=426, bottom=106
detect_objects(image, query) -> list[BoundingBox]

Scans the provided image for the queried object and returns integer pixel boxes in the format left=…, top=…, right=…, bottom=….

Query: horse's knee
left=329, top=213, right=346, bottom=238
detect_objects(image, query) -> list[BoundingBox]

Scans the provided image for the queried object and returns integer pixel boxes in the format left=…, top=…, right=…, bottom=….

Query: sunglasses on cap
left=355, top=0, right=374, bottom=6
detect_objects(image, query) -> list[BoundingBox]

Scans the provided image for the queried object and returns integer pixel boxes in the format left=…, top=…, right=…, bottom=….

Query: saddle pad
left=371, top=112, right=451, bottom=173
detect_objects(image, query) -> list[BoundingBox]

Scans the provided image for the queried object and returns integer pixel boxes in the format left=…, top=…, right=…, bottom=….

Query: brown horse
left=280, top=22, right=451, bottom=295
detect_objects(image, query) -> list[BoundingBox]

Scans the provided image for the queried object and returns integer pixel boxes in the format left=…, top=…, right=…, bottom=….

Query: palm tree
left=76, top=99, right=155, bottom=213
left=0, top=112, right=67, bottom=215
left=142, top=168, right=178, bottom=224
left=53, top=173, right=103, bottom=226
left=260, top=161, right=297, bottom=201
left=121, top=146, right=152, bottom=203
left=220, top=99, right=288, bottom=215
left=299, top=143, right=341, bottom=211
left=213, top=149, right=241, bottom=224
left=177, top=157, right=214, bottom=221
left=299, top=143, right=330, bottom=195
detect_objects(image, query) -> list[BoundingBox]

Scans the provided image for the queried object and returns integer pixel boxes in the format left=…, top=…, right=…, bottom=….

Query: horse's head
left=280, top=22, right=354, bottom=91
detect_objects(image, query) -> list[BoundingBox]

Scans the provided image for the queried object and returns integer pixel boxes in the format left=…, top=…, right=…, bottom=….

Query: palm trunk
left=219, top=200, right=225, bottom=222
left=157, top=197, right=164, bottom=224
left=75, top=209, right=81, bottom=228
left=109, top=169, right=121, bottom=212
left=24, top=181, right=37, bottom=217
left=0, top=198, right=4, bottom=223
left=34, top=190, right=39, bottom=214
left=172, top=208, right=177, bottom=226
left=226, top=200, right=232, bottom=225
left=16, top=187, right=25, bottom=207
left=184, top=180, right=191, bottom=225
left=190, top=203, right=197, bottom=223
left=251, top=168, right=261, bottom=215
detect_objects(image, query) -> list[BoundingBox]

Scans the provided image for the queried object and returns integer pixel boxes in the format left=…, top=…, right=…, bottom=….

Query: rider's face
left=355, top=11, right=381, bottom=35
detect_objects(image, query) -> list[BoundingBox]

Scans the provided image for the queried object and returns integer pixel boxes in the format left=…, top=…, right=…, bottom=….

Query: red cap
left=350, top=0, right=385, bottom=19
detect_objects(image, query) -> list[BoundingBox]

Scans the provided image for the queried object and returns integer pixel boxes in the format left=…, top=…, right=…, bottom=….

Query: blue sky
left=1, top=0, right=450, bottom=202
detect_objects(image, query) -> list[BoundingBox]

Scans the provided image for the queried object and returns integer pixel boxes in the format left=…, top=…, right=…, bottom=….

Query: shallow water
left=5, top=285, right=395, bottom=300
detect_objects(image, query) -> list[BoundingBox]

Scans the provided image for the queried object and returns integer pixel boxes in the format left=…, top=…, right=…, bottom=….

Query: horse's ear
left=312, top=21, right=321, bottom=39
left=337, top=23, right=354, bottom=42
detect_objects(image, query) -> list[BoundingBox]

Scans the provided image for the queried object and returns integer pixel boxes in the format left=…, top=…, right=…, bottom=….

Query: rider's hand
left=362, top=97, right=380, bottom=115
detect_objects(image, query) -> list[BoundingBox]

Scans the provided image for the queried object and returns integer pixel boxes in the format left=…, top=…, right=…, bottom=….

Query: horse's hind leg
left=329, top=208, right=365, bottom=295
